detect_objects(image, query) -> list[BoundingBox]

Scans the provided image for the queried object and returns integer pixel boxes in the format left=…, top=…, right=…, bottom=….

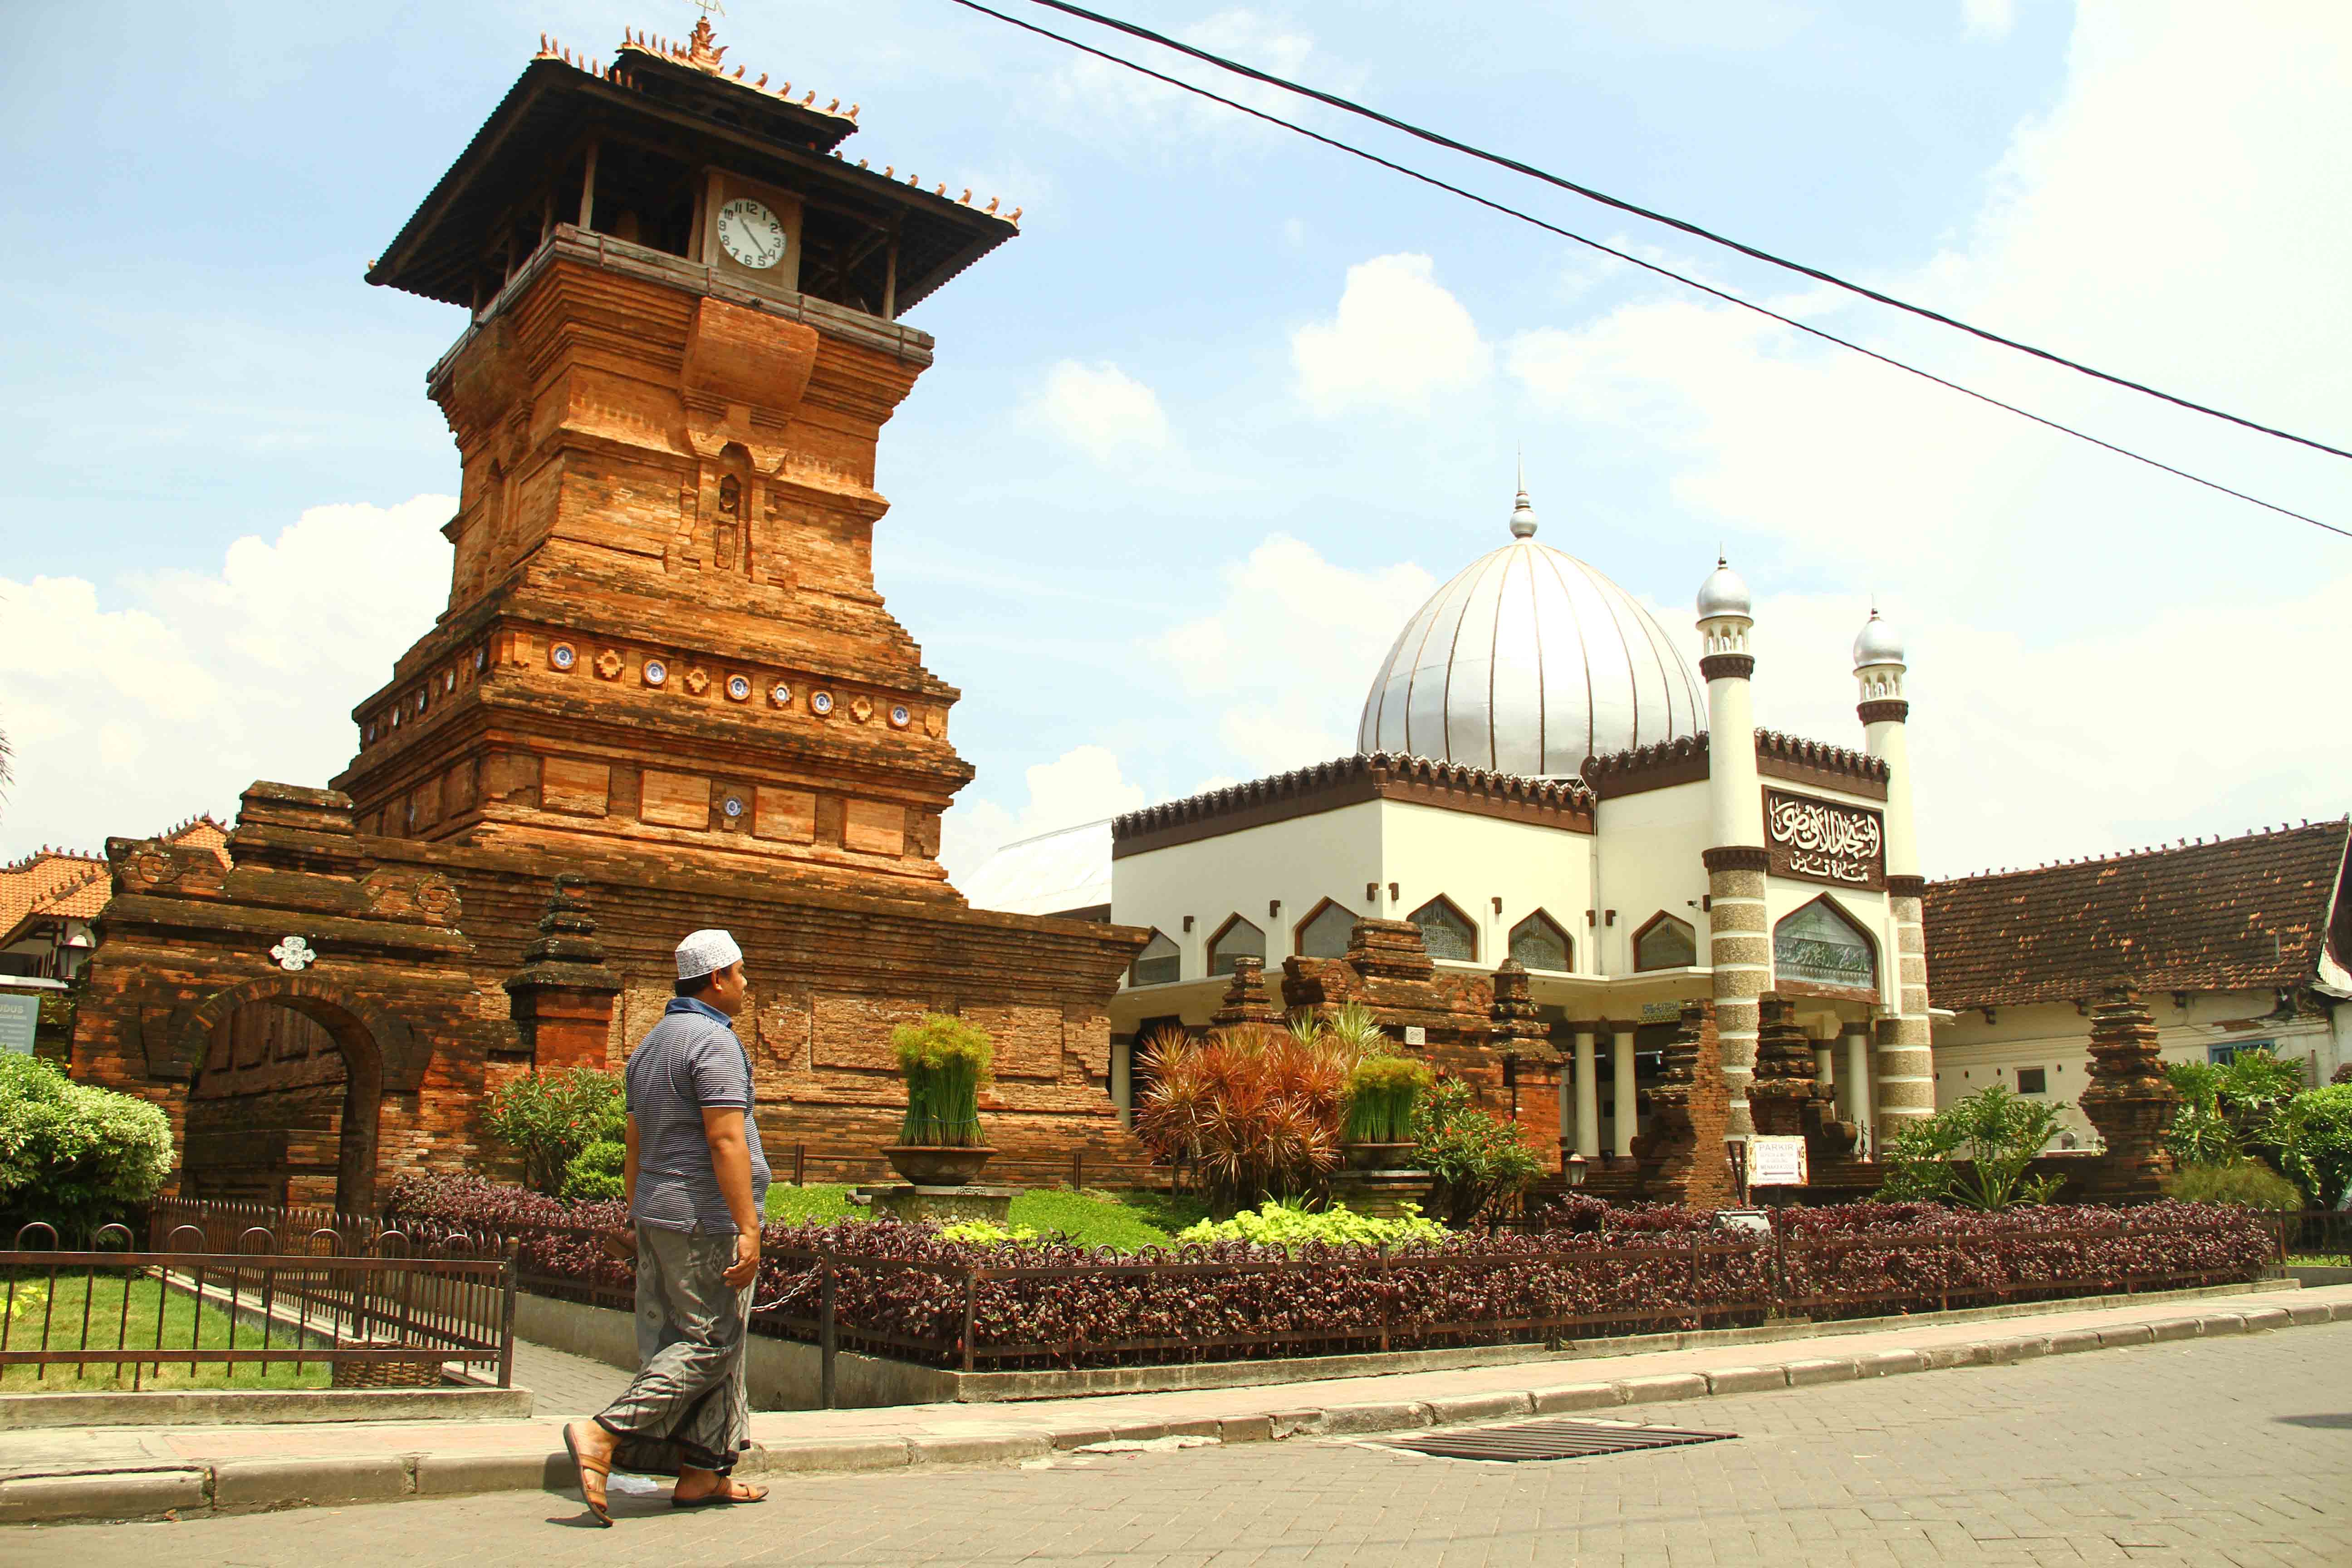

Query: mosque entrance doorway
left=182, top=994, right=386, bottom=1213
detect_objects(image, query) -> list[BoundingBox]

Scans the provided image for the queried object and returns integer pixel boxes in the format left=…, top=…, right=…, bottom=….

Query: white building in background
left=971, top=482, right=1939, bottom=1159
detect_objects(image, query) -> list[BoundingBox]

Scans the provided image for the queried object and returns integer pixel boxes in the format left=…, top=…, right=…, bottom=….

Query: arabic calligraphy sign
left=1762, top=789, right=1885, bottom=891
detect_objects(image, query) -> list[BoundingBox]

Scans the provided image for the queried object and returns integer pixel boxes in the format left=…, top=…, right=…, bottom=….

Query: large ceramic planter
left=1341, top=1141, right=1420, bottom=1172
left=884, top=1145, right=997, bottom=1187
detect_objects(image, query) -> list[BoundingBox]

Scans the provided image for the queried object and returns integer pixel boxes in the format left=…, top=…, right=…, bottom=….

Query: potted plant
left=1342, top=1053, right=1434, bottom=1170
left=884, top=1013, right=997, bottom=1186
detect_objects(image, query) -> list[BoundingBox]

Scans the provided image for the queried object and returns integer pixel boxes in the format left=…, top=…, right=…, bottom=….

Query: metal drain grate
left=1379, top=1419, right=1737, bottom=1463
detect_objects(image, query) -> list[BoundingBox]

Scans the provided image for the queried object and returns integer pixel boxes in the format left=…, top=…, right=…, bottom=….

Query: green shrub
left=1878, top=1084, right=2067, bottom=1210
left=2267, top=1083, right=2352, bottom=1208
left=935, top=1219, right=1040, bottom=1245
left=560, top=1138, right=627, bottom=1203
left=482, top=1066, right=624, bottom=1195
left=2163, top=1159, right=2304, bottom=1210
left=2165, top=1103, right=2241, bottom=1167
left=890, top=1014, right=995, bottom=1148
left=1343, top=1055, right=1434, bottom=1144
left=1176, top=1198, right=1447, bottom=1250
left=1411, top=1076, right=1544, bottom=1226
left=0, top=1054, right=172, bottom=1241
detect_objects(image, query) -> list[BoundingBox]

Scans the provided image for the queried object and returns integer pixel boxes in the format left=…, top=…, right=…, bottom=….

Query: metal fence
left=1, top=1216, right=517, bottom=1390
left=2256, top=1208, right=2352, bottom=1262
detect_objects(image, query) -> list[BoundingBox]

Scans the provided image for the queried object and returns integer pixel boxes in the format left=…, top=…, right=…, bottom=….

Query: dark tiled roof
left=1924, top=821, right=2351, bottom=1010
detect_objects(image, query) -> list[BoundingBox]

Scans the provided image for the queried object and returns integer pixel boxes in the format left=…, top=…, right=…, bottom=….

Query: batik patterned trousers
left=592, top=1225, right=754, bottom=1475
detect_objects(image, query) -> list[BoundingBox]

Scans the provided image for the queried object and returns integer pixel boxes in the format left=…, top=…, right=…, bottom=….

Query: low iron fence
left=2, top=1215, right=517, bottom=1391
left=2255, top=1209, right=2352, bottom=1263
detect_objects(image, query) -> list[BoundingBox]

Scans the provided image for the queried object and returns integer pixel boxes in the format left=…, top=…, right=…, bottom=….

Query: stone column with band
left=1608, top=1019, right=1639, bottom=1159
left=1854, top=608, right=1934, bottom=1143
left=1571, top=1024, right=1601, bottom=1159
left=1697, top=555, right=1767, bottom=1142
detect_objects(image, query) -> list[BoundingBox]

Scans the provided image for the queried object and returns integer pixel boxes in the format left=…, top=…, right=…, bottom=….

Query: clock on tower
left=338, top=17, right=1021, bottom=894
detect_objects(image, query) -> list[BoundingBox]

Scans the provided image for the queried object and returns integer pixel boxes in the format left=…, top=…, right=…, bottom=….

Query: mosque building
left=975, top=482, right=1936, bottom=1201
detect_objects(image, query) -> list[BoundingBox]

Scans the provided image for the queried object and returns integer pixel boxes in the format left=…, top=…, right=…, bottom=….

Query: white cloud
left=939, top=744, right=1147, bottom=895
left=1293, top=254, right=1490, bottom=417
left=1963, top=0, right=2016, bottom=40
left=1152, top=534, right=1437, bottom=776
left=0, top=495, right=453, bottom=856
left=1498, top=3, right=2352, bottom=875
left=1027, top=359, right=1171, bottom=463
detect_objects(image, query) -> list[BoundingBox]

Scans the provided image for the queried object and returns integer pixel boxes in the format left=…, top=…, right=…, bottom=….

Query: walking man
left=564, top=928, right=772, bottom=1524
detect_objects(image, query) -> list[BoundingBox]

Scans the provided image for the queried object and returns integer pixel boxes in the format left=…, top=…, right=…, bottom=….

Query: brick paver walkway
left=15, top=1322, right=2351, bottom=1565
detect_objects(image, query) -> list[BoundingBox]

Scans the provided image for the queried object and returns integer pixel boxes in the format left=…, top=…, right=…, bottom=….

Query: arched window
left=1408, top=896, right=1477, bottom=962
left=1774, top=897, right=1877, bottom=993
left=1294, top=900, right=1358, bottom=959
left=1633, top=912, right=1697, bottom=971
left=1509, top=911, right=1572, bottom=972
left=1207, top=915, right=1264, bottom=977
left=1130, top=930, right=1180, bottom=987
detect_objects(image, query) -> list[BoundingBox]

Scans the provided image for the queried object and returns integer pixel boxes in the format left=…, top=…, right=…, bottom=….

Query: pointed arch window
left=1131, top=930, right=1181, bottom=988
left=1408, top=896, right=1477, bottom=962
left=1295, top=900, right=1358, bottom=959
left=1509, top=910, right=1572, bottom=972
left=1633, top=912, right=1698, bottom=971
left=1207, top=915, right=1264, bottom=977
left=1774, top=897, right=1877, bottom=994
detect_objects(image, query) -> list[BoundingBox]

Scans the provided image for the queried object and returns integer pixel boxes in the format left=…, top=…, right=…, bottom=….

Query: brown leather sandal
left=671, top=1478, right=769, bottom=1509
left=563, top=1421, right=615, bottom=1527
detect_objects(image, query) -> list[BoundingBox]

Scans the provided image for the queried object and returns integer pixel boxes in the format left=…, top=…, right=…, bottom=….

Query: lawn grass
left=760, top=1182, right=1210, bottom=1253
left=1, top=1272, right=330, bottom=1392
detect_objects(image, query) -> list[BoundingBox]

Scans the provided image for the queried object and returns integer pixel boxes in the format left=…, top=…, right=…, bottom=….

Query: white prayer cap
left=675, top=928, right=744, bottom=980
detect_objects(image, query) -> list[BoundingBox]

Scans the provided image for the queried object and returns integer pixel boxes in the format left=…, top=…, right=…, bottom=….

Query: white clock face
left=717, top=198, right=786, bottom=270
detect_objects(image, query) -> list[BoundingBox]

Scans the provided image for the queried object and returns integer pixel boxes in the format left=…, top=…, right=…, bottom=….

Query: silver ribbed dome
left=1696, top=556, right=1751, bottom=619
left=1356, top=494, right=1705, bottom=777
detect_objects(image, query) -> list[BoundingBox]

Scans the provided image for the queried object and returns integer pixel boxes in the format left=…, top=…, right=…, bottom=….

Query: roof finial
left=1509, top=454, right=1538, bottom=539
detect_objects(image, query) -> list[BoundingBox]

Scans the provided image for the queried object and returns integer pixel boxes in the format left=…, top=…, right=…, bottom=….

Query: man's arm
left=701, top=1107, right=761, bottom=1289
left=623, top=1113, right=640, bottom=1210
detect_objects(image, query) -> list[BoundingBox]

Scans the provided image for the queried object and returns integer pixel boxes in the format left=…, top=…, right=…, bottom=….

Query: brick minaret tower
left=1697, top=556, right=1766, bottom=1142
left=335, top=19, right=1020, bottom=900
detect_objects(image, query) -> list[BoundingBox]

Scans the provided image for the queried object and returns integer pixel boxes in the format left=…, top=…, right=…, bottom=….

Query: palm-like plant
left=1133, top=1022, right=1348, bottom=1213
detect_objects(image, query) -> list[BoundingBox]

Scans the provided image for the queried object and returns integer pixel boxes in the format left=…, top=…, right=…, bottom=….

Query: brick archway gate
left=71, top=784, right=512, bottom=1210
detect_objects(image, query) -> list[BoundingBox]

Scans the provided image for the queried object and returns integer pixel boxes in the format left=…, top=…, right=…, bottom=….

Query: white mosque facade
left=970, top=485, right=1938, bottom=1172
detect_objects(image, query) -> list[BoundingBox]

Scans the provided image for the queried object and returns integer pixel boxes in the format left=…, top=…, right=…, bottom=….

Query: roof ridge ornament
left=1509, top=461, right=1538, bottom=539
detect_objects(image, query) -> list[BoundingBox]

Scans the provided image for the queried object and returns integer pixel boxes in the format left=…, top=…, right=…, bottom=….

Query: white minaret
left=1854, top=608, right=1932, bottom=1145
left=1697, top=556, right=1765, bottom=1142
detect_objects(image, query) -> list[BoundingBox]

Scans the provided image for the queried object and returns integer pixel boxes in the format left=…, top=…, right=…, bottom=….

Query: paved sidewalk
left=3, top=1282, right=2347, bottom=1528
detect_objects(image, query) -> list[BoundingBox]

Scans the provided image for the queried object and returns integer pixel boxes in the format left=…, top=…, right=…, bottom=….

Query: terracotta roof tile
left=1924, top=821, right=2351, bottom=1010
left=0, top=849, right=106, bottom=937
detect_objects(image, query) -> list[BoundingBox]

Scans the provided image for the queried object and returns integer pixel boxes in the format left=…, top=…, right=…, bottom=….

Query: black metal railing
left=2, top=1217, right=516, bottom=1390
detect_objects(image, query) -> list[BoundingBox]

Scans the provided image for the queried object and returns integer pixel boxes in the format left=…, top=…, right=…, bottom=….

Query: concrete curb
left=5, top=1297, right=2346, bottom=1527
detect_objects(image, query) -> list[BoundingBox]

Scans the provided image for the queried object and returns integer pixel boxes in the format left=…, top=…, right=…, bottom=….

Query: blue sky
left=3, top=1, right=2347, bottom=882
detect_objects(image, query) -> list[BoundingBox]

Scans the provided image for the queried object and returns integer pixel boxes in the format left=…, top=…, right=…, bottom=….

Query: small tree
left=2266, top=1084, right=2352, bottom=1209
left=2163, top=1060, right=2240, bottom=1167
left=1133, top=1023, right=1346, bottom=1213
left=0, top=1055, right=172, bottom=1241
left=482, top=1066, right=624, bottom=1195
left=1877, top=1084, right=2068, bottom=1210
left=1411, top=1075, right=1544, bottom=1227
left=891, top=1013, right=995, bottom=1148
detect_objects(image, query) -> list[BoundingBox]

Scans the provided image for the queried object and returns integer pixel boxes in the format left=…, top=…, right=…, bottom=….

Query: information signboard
left=1745, top=1135, right=1809, bottom=1188
left=0, top=992, right=40, bottom=1055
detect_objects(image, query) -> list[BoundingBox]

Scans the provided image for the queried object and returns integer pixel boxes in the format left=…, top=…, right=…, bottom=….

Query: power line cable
left=1007, top=0, right=2352, bottom=469
left=944, top=0, right=2346, bottom=538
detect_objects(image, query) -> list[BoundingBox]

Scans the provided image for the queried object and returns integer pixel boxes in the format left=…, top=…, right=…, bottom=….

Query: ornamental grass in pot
left=885, top=1013, right=997, bottom=1186
left=1342, top=1054, right=1435, bottom=1170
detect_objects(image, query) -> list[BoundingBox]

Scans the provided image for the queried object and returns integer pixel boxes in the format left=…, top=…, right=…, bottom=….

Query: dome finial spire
left=1509, top=453, right=1538, bottom=539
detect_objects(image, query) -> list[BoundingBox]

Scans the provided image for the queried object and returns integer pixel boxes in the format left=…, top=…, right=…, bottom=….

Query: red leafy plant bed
left=385, top=1176, right=2273, bottom=1370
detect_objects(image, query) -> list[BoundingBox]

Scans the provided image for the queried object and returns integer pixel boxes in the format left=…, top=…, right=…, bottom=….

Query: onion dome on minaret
left=1852, top=606, right=1905, bottom=671
left=1355, top=477, right=1704, bottom=777
left=1695, top=555, right=1751, bottom=622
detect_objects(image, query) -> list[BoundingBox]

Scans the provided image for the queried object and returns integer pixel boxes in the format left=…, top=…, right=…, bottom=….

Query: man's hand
left=725, top=1227, right=760, bottom=1290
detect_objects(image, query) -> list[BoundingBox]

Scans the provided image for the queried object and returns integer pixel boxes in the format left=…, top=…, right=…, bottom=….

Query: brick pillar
left=1749, top=995, right=1818, bottom=1137
left=1487, top=957, right=1553, bottom=1060
left=2078, top=979, right=2179, bottom=1201
left=1873, top=874, right=1936, bottom=1145
left=502, top=875, right=622, bottom=1070
left=1210, top=955, right=1279, bottom=1029
left=1637, top=1000, right=1732, bottom=1208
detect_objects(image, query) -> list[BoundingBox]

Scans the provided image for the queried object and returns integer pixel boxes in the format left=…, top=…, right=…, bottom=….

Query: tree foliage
left=1411, top=1075, right=1544, bottom=1226
left=1877, top=1084, right=2068, bottom=1210
left=2267, top=1083, right=2352, bottom=1209
left=0, top=1054, right=173, bottom=1240
left=482, top=1066, right=624, bottom=1196
left=1134, top=1020, right=1348, bottom=1213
